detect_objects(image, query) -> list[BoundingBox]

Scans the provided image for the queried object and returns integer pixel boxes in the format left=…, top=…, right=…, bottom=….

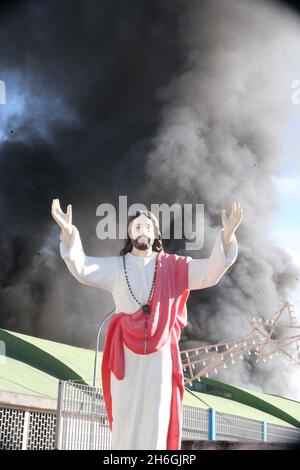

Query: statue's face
left=129, top=214, right=155, bottom=251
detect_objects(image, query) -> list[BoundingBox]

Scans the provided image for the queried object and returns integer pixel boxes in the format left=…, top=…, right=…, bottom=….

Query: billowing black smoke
left=0, top=0, right=299, bottom=398
left=0, top=0, right=187, bottom=341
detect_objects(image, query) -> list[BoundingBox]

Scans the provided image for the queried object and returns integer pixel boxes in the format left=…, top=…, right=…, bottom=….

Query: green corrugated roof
left=237, top=384, right=300, bottom=421
left=5, top=329, right=101, bottom=386
left=199, top=377, right=300, bottom=428
left=0, top=328, right=299, bottom=429
left=0, top=356, right=58, bottom=398
left=183, top=388, right=294, bottom=427
left=0, top=328, right=102, bottom=395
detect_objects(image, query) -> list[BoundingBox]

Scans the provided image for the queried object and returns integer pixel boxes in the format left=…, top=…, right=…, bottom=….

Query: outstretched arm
left=52, top=199, right=117, bottom=292
left=59, top=225, right=118, bottom=292
left=188, top=229, right=238, bottom=290
left=188, top=201, right=242, bottom=291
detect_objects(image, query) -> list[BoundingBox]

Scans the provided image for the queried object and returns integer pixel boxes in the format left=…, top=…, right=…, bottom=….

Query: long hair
left=120, top=210, right=164, bottom=256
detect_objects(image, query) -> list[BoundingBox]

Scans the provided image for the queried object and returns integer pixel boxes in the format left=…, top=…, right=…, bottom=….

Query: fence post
left=22, top=411, right=30, bottom=450
left=55, top=380, right=63, bottom=450
left=208, top=408, right=216, bottom=441
left=263, top=421, right=268, bottom=442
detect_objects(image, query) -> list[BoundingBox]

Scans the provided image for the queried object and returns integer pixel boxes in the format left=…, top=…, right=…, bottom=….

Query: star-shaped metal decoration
left=181, top=301, right=300, bottom=384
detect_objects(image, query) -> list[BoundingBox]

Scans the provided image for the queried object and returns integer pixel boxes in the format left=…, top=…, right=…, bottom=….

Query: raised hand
left=221, top=201, right=243, bottom=253
left=51, top=198, right=73, bottom=245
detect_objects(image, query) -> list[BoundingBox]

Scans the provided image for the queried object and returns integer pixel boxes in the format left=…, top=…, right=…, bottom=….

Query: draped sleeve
left=188, top=228, right=238, bottom=291
left=60, top=225, right=119, bottom=293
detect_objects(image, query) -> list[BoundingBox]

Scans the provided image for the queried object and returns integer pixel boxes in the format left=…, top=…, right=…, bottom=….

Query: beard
left=131, top=235, right=152, bottom=251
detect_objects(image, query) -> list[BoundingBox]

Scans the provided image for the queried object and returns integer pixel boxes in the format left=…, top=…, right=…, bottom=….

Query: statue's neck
left=131, top=246, right=153, bottom=258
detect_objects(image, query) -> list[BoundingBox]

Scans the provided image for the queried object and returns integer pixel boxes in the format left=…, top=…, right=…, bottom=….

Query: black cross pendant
left=142, top=304, right=150, bottom=314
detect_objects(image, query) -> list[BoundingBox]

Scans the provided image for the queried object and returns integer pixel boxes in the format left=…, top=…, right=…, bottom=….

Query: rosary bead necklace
left=122, top=252, right=159, bottom=315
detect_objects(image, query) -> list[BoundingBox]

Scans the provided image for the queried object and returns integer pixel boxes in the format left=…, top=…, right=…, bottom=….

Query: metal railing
left=55, top=381, right=111, bottom=450
left=55, top=380, right=300, bottom=449
left=1, top=380, right=300, bottom=449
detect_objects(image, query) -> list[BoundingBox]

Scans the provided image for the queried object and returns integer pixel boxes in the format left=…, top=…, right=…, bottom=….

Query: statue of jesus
left=51, top=199, right=242, bottom=450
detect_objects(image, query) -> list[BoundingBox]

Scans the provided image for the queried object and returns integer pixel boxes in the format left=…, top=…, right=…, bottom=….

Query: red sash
left=101, top=252, right=191, bottom=450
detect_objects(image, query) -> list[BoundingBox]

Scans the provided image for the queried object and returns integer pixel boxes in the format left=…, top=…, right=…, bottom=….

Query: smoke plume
left=0, top=0, right=300, bottom=398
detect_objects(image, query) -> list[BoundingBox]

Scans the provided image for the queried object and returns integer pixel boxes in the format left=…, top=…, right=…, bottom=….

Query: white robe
left=60, top=227, right=238, bottom=450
